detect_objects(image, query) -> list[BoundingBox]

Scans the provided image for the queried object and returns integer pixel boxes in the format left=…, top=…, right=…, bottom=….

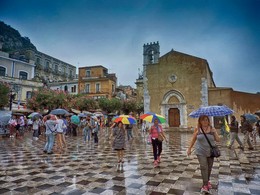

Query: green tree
left=98, top=98, right=122, bottom=114
left=71, top=96, right=98, bottom=111
left=136, top=102, right=144, bottom=115
left=27, top=88, right=71, bottom=111
left=0, top=82, right=10, bottom=109
left=122, top=99, right=137, bottom=114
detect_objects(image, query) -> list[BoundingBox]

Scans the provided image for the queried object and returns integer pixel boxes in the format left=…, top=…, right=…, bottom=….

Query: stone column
left=143, top=64, right=150, bottom=113
left=201, top=78, right=208, bottom=107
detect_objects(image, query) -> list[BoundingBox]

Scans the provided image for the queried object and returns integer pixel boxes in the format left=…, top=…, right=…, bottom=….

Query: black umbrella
left=50, top=108, right=69, bottom=115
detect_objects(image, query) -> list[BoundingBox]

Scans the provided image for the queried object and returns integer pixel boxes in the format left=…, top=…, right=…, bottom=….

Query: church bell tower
left=143, top=41, right=160, bottom=113
left=143, top=41, right=160, bottom=65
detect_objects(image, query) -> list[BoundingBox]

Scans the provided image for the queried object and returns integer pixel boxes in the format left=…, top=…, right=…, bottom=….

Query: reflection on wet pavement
left=0, top=128, right=259, bottom=195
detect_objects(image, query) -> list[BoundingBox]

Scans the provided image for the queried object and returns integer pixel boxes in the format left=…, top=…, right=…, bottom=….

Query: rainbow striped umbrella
left=113, top=115, right=137, bottom=124
left=140, top=112, right=166, bottom=124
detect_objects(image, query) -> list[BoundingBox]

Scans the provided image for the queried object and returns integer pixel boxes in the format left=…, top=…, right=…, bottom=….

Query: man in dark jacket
left=240, top=115, right=253, bottom=150
left=228, top=116, right=244, bottom=150
left=256, top=119, right=260, bottom=138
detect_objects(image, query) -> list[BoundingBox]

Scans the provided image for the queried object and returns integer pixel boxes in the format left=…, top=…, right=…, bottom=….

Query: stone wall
left=209, top=87, right=260, bottom=120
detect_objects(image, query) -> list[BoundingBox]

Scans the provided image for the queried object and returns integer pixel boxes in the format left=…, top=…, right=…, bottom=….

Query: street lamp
left=9, top=90, right=16, bottom=111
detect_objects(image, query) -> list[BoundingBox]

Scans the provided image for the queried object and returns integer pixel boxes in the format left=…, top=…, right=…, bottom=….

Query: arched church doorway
left=161, top=90, right=187, bottom=128
left=168, top=108, right=180, bottom=127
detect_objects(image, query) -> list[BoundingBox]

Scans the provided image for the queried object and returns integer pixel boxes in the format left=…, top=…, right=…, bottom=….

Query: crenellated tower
left=143, top=41, right=160, bottom=113
left=143, top=41, right=160, bottom=65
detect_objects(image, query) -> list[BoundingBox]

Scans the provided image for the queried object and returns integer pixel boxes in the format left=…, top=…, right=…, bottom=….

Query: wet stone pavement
left=0, top=128, right=260, bottom=195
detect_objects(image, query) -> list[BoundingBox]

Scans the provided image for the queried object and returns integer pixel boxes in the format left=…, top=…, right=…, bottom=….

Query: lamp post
left=9, top=90, right=15, bottom=111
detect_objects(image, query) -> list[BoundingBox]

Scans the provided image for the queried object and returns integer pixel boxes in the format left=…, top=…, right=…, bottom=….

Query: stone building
left=78, top=65, right=117, bottom=99
left=117, top=85, right=137, bottom=100
left=10, top=49, right=77, bottom=84
left=136, top=42, right=260, bottom=128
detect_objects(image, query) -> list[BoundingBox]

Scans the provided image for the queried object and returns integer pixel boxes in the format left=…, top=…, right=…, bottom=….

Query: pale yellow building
left=0, top=52, right=43, bottom=108
left=78, top=65, right=117, bottom=99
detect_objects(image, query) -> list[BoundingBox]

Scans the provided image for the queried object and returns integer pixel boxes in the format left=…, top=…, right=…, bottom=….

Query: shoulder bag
left=201, top=128, right=220, bottom=158
left=156, top=126, right=164, bottom=142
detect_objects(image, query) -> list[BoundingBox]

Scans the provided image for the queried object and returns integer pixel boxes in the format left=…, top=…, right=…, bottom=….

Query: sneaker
left=43, top=150, right=47, bottom=153
left=208, top=181, right=212, bottom=189
left=227, top=145, right=231, bottom=149
left=201, top=185, right=209, bottom=193
left=47, top=151, right=53, bottom=154
left=154, top=160, right=158, bottom=167
left=248, top=147, right=254, bottom=150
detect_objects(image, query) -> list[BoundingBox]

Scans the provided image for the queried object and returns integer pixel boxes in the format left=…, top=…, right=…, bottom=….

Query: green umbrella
left=71, top=115, right=80, bottom=125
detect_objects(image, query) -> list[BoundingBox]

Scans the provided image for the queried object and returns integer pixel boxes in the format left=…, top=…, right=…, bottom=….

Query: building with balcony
left=10, top=49, right=77, bottom=84
left=78, top=65, right=117, bottom=99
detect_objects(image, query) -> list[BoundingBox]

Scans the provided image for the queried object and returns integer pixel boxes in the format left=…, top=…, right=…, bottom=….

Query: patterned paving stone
left=0, top=128, right=259, bottom=195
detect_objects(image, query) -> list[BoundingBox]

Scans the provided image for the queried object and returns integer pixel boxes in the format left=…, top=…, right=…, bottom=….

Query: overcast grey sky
left=1, top=0, right=259, bottom=93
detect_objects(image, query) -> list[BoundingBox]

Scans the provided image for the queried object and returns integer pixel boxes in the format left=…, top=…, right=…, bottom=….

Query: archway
left=161, top=90, right=187, bottom=128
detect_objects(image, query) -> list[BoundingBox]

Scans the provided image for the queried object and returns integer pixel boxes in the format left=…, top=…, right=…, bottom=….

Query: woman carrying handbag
left=187, top=115, right=220, bottom=193
left=149, top=119, right=167, bottom=167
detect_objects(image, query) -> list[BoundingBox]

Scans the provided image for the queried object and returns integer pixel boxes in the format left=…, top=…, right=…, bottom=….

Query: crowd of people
left=6, top=111, right=260, bottom=194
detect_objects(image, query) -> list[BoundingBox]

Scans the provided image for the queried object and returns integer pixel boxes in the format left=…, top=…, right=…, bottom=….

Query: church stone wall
left=146, top=51, right=212, bottom=128
left=209, top=88, right=260, bottom=122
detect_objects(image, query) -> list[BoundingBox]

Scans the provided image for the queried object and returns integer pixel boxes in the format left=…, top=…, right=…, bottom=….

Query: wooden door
left=168, top=108, right=180, bottom=127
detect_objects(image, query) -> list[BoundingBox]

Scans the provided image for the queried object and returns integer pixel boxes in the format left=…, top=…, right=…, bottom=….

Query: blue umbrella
left=0, top=115, right=11, bottom=126
left=78, top=113, right=87, bottom=117
left=244, top=113, right=258, bottom=124
left=189, top=105, right=234, bottom=118
left=28, top=112, right=42, bottom=119
left=50, top=109, right=69, bottom=115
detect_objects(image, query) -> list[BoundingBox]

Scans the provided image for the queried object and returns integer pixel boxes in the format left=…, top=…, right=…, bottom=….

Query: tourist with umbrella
left=55, top=115, right=67, bottom=151
left=188, top=106, right=227, bottom=193
left=91, top=116, right=99, bottom=143
left=43, top=115, right=58, bottom=154
left=187, top=115, right=220, bottom=193
left=8, top=115, right=17, bottom=138
left=83, top=116, right=92, bottom=143
left=227, top=115, right=244, bottom=150
left=112, top=121, right=125, bottom=165
left=32, top=117, right=40, bottom=141
left=240, top=115, right=254, bottom=150
left=149, top=117, right=167, bottom=167
left=112, top=115, right=136, bottom=165
left=140, top=112, right=167, bottom=167
left=71, top=115, right=80, bottom=136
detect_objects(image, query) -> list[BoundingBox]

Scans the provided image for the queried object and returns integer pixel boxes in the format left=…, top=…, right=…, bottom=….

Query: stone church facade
left=136, top=42, right=260, bottom=128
